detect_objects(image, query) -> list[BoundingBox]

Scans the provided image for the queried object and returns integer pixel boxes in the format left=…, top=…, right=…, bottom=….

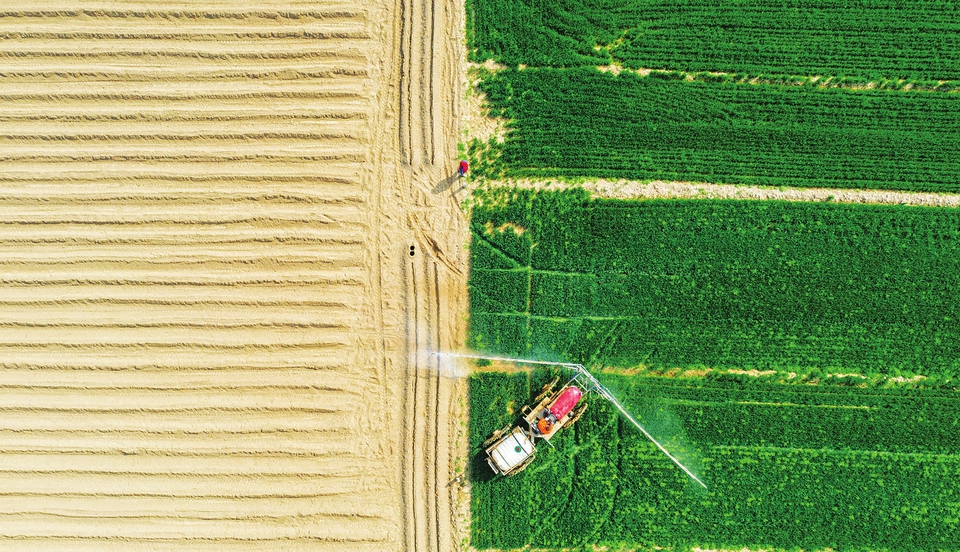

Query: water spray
left=433, top=351, right=708, bottom=489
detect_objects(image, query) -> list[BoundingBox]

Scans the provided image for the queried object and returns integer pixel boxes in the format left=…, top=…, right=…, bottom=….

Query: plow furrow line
left=0, top=453, right=378, bottom=475
left=0, top=450, right=359, bottom=461
left=0, top=386, right=359, bottom=408
left=0, top=152, right=367, bottom=163
left=0, top=116, right=368, bottom=132
left=0, top=215, right=363, bottom=226
left=0, top=437, right=366, bottom=450
left=0, top=493, right=388, bottom=519
left=0, top=111, right=368, bottom=122
left=0, top=327, right=355, bottom=346
left=0, top=45, right=371, bottom=58
left=0, top=308, right=356, bottom=324
left=0, top=299, right=356, bottom=310
left=0, top=162, right=367, bottom=180
left=0, top=90, right=367, bottom=101
left=0, top=30, right=370, bottom=40
left=0, top=237, right=364, bottom=248
left=0, top=323, right=354, bottom=332
left=0, top=383, right=361, bottom=393
left=0, top=428, right=362, bottom=437
left=0, top=77, right=368, bottom=90
left=0, top=349, right=350, bottom=370
left=0, top=538, right=388, bottom=552
left=0, top=69, right=371, bottom=85
left=0, top=98, right=371, bottom=114
left=0, top=132, right=367, bottom=143
left=0, top=390, right=358, bottom=410
left=0, top=172, right=361, bottom=182
left=0, top=410, right=359, bottom=433
left=0, top=514, right=389, bottom=542
left=0, top=191, right=367, bottom=205
left=0, top=71, right=371, bottom=85
left=0, top=77, right=370, bottom=93
left=0, top=295, right=357, bottom=307
left=0, top=10, right=366, bottom=24
left=0, top=296, right=359, bottom=308
left=0, top=193, right=366, bottom=205
left=0, top=490, right=373, bottom=499
left=0, top=342, right=350, bottom=351
left=0, top=244, right=363, bottom=262
left=0, top=369, right=367, bottom=390
left=0, top=257, right=363, bottom=267
left=0, top=183, right=365, bottom=201
left=0, top=259, right=361, bottom=271
left=0, top=231, right=363, bottom=244
left=0, top=512, right=385, bottom=525
left=0, top=275, right=363, bottom=286
left=0, top=466, right=370, bottom=478
left=0, top=406, right=347, bottom=414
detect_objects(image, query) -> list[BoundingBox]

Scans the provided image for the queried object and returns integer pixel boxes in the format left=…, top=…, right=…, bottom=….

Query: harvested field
left=0, top=1, right=469, bottom=551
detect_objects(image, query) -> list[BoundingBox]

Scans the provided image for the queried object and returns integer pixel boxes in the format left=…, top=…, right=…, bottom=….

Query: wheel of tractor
left=566, top=402, right=588, bottom=427
left=532, top=377, right=559, bottom=404
left=481, top=423, right=512, bottom=448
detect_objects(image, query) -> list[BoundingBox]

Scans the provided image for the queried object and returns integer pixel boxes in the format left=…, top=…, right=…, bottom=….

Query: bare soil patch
left=505, top=178, right=960, bottom=208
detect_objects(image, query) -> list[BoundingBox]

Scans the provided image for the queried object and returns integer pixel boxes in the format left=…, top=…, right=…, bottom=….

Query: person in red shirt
left=458, top=160, right=469, bottom=177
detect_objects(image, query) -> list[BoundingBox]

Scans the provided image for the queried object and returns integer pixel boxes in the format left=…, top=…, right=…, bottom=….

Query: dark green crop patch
left=469, top=189, right=960, bottom=381
left=467, top=0, right=960, bottom=192
left=468, top=0, right=960, bottom=80
left=469, top=370, right=960, bottom=551
left=478, top=68, right=960, bottom=193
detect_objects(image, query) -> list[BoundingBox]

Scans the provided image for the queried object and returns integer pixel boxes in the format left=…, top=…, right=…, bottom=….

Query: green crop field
left=467, top=0, right=960, bottom=192
left=470, top=370, right=960, bottom=551
left=470, top=189, right=960, bottom=381
left=468, top=0, right=960, bottom=79
left=475, top=68, right=960, bottom=192
left=466, top=2, right=960, bottom=550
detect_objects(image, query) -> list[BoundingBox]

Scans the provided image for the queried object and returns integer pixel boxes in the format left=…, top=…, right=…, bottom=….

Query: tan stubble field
left=0, top=1, right=469, bottom=550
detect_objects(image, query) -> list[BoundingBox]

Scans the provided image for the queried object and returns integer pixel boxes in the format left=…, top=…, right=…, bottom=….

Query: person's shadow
left=433, top=172, right=464, bottom=194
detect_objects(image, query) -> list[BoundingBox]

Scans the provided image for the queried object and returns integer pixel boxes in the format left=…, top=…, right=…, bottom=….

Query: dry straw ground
left=0, top=1, right=469, bottom=550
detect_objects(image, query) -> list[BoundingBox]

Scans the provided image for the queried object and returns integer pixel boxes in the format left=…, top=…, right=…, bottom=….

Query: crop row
left=478, top=68, right=960, bottom=192
left=468, top=0, right=960, bottom=80
left=469, top=189, right=960, bottom=379
left=469, top=370, right=960, bottom=550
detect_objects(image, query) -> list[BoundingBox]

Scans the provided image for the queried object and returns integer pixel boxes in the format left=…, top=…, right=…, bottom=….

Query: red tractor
left=483, top=377, right=588, bottom=476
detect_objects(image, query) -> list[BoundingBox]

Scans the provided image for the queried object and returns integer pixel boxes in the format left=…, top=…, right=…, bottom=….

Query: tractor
left=482, top=376, right=588, bottom=476
left=436, top=351, right=707, bottom=488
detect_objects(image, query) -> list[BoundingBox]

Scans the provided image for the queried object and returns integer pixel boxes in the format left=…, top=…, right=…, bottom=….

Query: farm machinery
left=436, top=352, right=708, bottom=488
left=482, top=375, right=587, bottom=476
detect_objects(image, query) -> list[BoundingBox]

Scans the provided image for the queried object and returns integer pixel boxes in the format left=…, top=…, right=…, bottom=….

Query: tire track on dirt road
left=397, top=0, right=438, bottom=166
left=388, top=0, right=469, bottom=550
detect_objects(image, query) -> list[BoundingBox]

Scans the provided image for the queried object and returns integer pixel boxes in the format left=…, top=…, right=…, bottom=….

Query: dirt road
left=0, top=1, right=468, bottom=550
